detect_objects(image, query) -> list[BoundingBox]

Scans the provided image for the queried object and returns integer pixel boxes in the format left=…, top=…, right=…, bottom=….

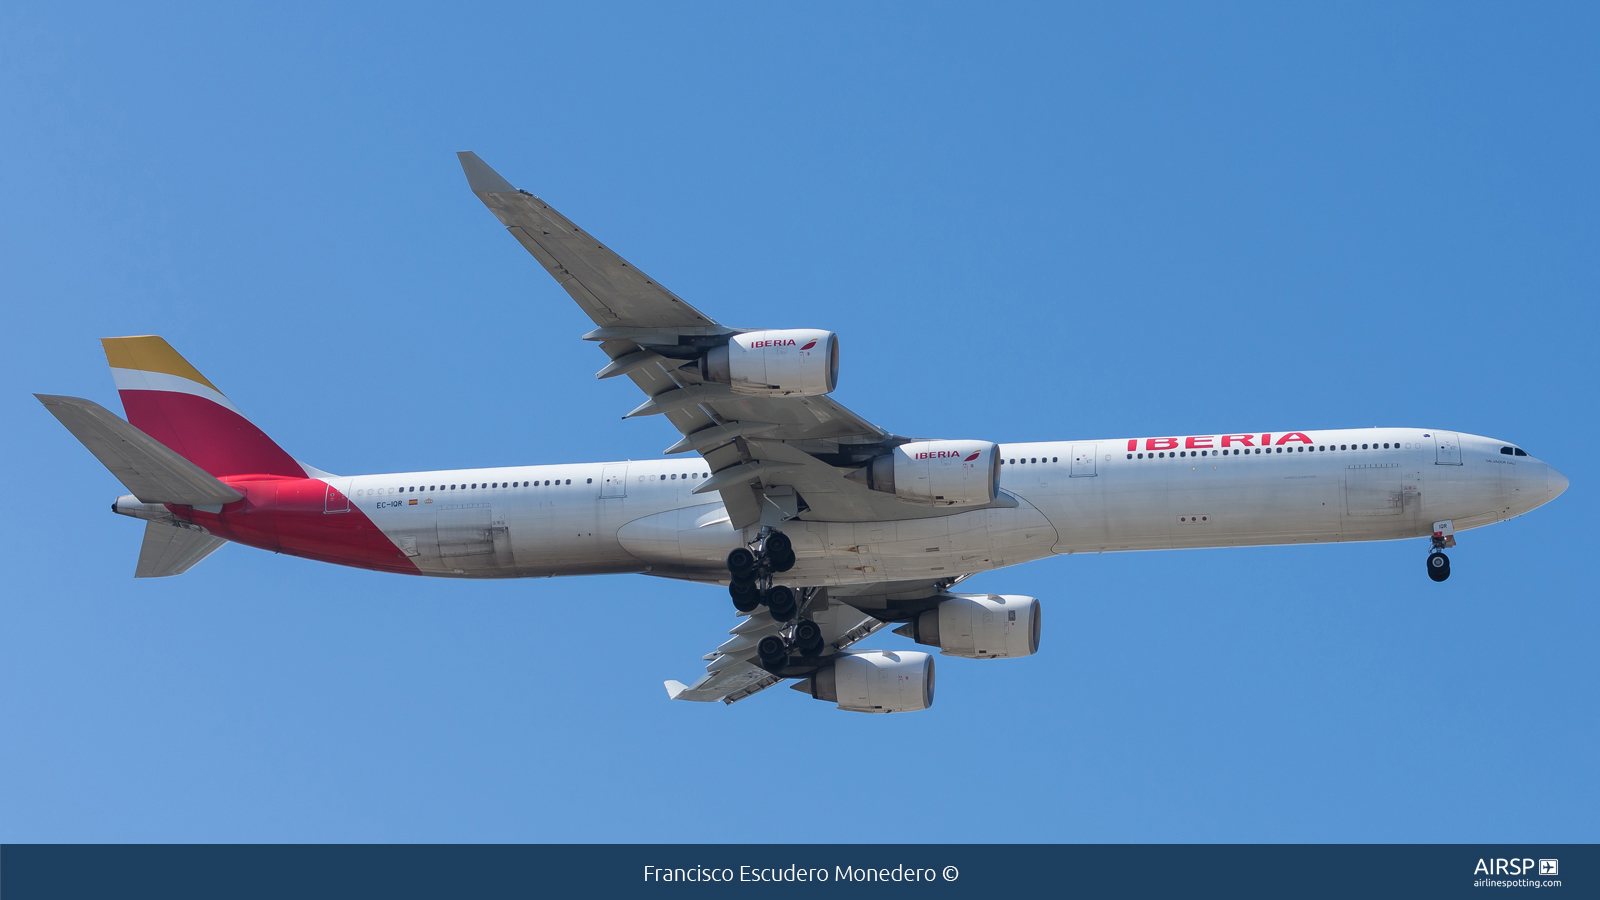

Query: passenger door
left=600, top=464, right=629, bottom=498
left=1070, top=444, right=1098, bottom=478
left=324, top=482, right=350, bottom=514
left=1434, top=432, right=1462, bottom=466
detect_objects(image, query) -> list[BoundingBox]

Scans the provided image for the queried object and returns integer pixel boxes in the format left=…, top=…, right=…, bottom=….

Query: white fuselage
left=337, top=427, right=1563, bottom=584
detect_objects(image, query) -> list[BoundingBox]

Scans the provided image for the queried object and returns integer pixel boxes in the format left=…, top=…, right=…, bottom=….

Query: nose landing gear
left=1427, top=550, right=1451, bottom=582
left=1427, top=519, right=1455, bottom=583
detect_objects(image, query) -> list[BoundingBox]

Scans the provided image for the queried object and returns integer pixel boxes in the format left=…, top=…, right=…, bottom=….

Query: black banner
left=2, top=844, right=1593, bottom=898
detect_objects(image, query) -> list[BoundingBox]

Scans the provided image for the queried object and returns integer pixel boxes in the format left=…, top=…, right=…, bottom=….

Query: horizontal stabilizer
left=136, top=521, right=226, bottom=578
left=35, top=394, right=244, bottom=506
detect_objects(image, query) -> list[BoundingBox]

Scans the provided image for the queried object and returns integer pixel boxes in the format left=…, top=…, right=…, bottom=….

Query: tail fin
left=101, top=336, right=304, bottom=479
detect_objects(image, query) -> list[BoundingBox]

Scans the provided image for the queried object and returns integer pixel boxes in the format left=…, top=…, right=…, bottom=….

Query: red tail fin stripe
left=119, top=390, right=304, bottom=478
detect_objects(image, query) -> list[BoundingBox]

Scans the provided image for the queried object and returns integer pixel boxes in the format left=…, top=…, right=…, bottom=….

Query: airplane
left=35, top=152, right=1569, bottom=714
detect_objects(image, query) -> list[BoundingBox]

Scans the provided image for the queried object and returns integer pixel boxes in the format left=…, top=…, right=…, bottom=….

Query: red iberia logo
left=800, top=339, right=817, bottom=350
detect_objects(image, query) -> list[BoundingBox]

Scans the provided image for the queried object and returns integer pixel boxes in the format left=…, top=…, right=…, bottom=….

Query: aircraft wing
left=459, top=153, right=1018, bottom=531
left=665, top=591, right=890, bottom=704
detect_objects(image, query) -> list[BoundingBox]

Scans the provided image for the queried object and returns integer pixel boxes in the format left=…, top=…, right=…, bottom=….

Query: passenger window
left=587, top=477, right=593, bottom=483
left=566, top=479, right=571, bottom=485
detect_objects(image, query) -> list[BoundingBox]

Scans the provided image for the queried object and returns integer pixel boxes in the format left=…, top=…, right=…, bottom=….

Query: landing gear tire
left=764, top=584, right=797, bottom=621
left=727, top=547, right=756, bottom=580
left=793, top=618, right=825, bottom=656
left=757, top=634, right=789, bottom=669
left=764, top=531, right=792, bottom=559
left=769, top=547, right=796, bottom=573
left=729, top=579, right=760, bottom=613
left=1427, top=551, right=1451, bottom=582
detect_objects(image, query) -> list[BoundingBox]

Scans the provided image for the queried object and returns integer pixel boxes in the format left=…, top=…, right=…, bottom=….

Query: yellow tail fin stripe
left=100, top=336, right=223, bottom=393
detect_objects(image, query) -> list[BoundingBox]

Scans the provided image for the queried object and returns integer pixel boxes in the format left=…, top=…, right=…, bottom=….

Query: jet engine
left=701, top=329, right=839, bottom=396
left=894, top=593, right=1040, bottom=659
left=845, top=440, right=1000, bottom=507
left=792, top=650, right=935, bottom=713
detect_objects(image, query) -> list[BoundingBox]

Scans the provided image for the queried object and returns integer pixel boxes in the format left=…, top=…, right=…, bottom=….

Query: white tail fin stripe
left=109, top=368, right=246, bottom=417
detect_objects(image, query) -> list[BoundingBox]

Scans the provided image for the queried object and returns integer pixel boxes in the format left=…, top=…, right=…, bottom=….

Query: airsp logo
left=1473, top=858, right=1553, bottom=876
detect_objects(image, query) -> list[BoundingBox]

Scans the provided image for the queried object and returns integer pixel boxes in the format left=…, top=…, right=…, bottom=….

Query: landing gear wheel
left=770, top=547, right=796, bottom=573
left=729, top=579, right=760, bottom=613
left=793, top=618, right=825, bottom=656
left=726, top=547, right=756, bottom=580
left=764, top=531, right=792, bottom=558
left=757, top=634, right=789, bottom=669
left=764, top=585, right=797, bottom=621
left=1427, top=551, right=1451, bottom=582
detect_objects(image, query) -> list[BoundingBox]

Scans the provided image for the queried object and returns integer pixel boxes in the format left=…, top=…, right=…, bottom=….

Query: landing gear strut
left=1427, top=524, right=1454, bottom=583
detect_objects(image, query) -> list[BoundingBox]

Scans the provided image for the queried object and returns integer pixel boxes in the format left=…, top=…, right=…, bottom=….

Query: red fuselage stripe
left=181, top=477, right=420, bottom=574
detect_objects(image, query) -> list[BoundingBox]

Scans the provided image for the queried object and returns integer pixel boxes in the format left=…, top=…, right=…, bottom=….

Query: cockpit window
left=1500, top=447, right=1514, bottom=455
left=1514, top=448, right=1528, bottom=457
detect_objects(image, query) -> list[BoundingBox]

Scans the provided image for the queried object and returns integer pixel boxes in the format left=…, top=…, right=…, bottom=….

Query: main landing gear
left=726, top=529, right=796, bottom=615
left=729, top=529, right=819, bottom=671
left=757, top=614, right=825, bottom=670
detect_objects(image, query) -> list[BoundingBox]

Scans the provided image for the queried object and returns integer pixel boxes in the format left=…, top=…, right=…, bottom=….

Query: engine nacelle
left=794, top=650, right=935, bottom=713
left=846, top=440, right=1000, bottom=507
left=896, top=593, right=1040, bottom=659
left=701, top=329, right=839, bottom=396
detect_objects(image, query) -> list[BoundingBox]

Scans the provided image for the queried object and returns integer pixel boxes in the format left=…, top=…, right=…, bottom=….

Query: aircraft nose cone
left=1548, top=465, right=1569, bottom=498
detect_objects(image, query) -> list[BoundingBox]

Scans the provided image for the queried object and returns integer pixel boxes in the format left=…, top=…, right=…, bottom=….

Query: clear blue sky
left=3, top=3, right=1595, bottom=842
